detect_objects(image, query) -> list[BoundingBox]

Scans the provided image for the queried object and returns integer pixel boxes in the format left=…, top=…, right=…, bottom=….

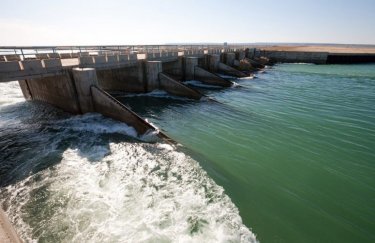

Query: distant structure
left=224, top=42, right=228, bottom=47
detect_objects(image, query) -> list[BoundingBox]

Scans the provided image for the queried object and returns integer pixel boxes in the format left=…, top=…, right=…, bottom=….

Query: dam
left=1, top=44, right=375, bottom=242
left=0, top=45, right=267, bottom=140
left=1, top=45, right=374, bottom=138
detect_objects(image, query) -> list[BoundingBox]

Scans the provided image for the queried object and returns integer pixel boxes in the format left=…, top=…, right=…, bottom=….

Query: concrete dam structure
left=2, top=44, right=373, bottom=141
left=0, top=45, right=267, bottom=142
left=1, top=44, right=375, bottom=241
left=260, top=49, right=375, bottom=64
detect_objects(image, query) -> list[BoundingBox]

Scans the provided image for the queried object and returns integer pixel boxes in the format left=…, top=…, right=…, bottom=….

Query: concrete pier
left=72, top=68, right=98, bottom=113
left=159, top=73, right=202, bottom=100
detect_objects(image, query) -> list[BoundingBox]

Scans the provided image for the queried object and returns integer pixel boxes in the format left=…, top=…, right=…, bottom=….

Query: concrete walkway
left=0, top=209, right=22, bottom=243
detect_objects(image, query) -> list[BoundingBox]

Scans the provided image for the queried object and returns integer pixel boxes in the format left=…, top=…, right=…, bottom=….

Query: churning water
left=1, top=63, right=375, bottom=242
left=0, top=83, right=255, bottom=242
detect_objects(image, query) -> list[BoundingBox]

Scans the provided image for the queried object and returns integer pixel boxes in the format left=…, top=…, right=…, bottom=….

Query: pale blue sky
left=0, top=0, right=374, bottom=45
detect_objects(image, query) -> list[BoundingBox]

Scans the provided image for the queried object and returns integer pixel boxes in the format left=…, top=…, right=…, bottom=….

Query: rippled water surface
left=119, top=63, right=375, bottom=242
left=1, top=63, right=375, bottom=242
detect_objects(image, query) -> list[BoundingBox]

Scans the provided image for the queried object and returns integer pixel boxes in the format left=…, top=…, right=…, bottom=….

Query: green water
left=119, top=63, right=375, bottom=242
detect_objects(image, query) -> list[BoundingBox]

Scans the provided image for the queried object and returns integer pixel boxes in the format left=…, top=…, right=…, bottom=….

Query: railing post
left=20, top=49, right=25, bottom=60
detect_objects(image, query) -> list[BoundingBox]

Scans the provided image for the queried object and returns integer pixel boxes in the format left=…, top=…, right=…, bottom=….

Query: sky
left=0, top=0, right=374, bottom=46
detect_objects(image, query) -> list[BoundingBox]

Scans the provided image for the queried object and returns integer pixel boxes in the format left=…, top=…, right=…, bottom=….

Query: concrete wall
left=159, top=73, right=202, bottom=100
left=217, top=62, right=247, bottom=77
left=18, top=80, right=32, bottom=100
left=145, top=61, right=162, bottom=92
left=24, top=72, right=81, bottom=113
left=184, top=57, right=198, bottom=80
left=222, top=53, right=236, bottom=66
left=19, top=67, right=164, bottom=137
left=326, top=53, right=375, bottom=64
left=96, top=62, right=146, bottom=93
left=205, top=54, right=220, bottom=72
left=262, top=51, right=328, bottom=64
left=1, top=59, right=65, bottom=82
left=236, top=51, right=246, bottom=60
left=194, top=66, right=232, bottom=87
left=162, top=57, right=184, bottom=80
left=91, top=85, right=157, bottom=135
left=72, top=68, right=98, bottom=113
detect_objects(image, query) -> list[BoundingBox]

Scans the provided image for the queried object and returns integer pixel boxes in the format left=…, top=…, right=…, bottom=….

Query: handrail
left=0, top=44, right=256, bottom=60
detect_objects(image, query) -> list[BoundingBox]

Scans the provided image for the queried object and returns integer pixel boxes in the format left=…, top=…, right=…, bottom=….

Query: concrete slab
left=194, top=66, right=232, bottom=87
left=146, top=53, right=155, bottom=60
left=48, top=53, right=60, bottom=59
left=154, top=53, right=161, bottom=59
left=61, top=58, right=79, bottom=67
left=218, top=62, right=247, bottom=78
left=159, top=72, right=202, bottom=100
left=91, top=85, right=157, bottom=135
left=118, top=54, right=129, bottom=63
left=21, top=60, right=44, bottom=72
left=35, top=53, right=49, bottom=59
left=106, top=55, right=118, bottom=64
left=0, top=61, right=21, bottom=72
left=43, top=59, right=62, bottom=69
left=79, top=56, right=94, bottom=66
left=94, top=55, right=107, bottom=65
left=79, top=52, right=90, bottom=57
left=60, top=53, right=72, bottom=59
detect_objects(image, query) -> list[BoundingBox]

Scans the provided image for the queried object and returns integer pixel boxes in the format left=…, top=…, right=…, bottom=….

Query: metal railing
left=0, top=44, right=256, bottom=60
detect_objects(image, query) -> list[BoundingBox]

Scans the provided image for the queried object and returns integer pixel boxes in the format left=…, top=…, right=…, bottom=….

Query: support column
left=207, top=54, right=220, bottom=72
left=72, top=68, right=98, bottom=113
left=224, top=53, right=236, bottom=66
left=184, top=57, right=199, bottom=80
left=236, top=51, right=246, bottom=60
left=18, top=80, right=32, bottom=100
left=145, top=61, right=162, bottom=92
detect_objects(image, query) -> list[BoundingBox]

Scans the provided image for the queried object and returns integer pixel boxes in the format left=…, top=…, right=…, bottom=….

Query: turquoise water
left=120, top=63, right=375, bottom=242
left=1, top=63, right=374, bottom=242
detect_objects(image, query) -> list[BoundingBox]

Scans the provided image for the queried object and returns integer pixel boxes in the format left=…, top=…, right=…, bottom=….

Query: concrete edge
left=218, top=62, right=248, bottom=78
left=159, top=73, right=203, bottom=100
left=90, top=85, right=173, bottom=143
left=194, top=66, right=233, bottom=87
left=0, top=209, right=22, bottom=243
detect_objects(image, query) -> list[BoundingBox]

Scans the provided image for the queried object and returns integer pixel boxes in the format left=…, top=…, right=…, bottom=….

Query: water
left=0, top=84, right=254, bottom=242
left=1, top=63, right=374, bottom=242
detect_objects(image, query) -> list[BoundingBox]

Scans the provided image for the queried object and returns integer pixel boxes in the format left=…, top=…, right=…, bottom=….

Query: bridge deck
left=0, top=50, right=215, bottom=82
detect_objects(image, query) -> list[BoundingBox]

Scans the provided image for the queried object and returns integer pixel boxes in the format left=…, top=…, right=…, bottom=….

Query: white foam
left=217, top=74, right=236, bottom=79
left=47, top=113, right=163, bottom=142
left=117, top=89, right=192, bottom=101
left=238, top=76, right=255, bottom=80
left=119, top=89, right=169, bottom=98
left=183, top=80, right=224, bottom=89
left=0, top=77, right=257, bottom=243
left=0, top=81, right=25, bottom=107
left=1, top=142, right=257, bottom=242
